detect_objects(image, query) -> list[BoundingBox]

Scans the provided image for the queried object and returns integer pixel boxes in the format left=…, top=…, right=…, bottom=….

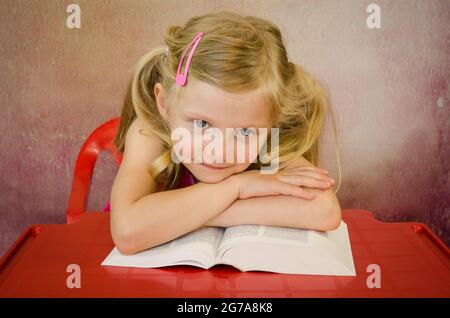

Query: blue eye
left=193, top=119, right=209, bottom=129
left=235, top=128, right=257, bottom=137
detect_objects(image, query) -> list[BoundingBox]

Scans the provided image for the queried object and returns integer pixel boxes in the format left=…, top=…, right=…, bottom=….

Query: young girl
left=109, top=11, right=342, bottom=255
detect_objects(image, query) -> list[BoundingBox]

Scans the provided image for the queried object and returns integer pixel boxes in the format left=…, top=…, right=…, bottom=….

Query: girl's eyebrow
left=184, top=111, right=266, bottom=128
left=184, top=111, right=215, bottom=124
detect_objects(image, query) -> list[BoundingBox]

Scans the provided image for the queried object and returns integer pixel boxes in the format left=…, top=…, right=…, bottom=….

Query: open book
left=102, top=220, right=356, bottom=276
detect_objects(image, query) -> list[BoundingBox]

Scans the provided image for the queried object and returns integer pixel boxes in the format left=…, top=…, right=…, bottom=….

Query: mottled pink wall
left=1, top=0, right=449, bottom=256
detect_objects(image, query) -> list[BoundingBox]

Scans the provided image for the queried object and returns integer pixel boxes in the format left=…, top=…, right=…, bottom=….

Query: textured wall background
left=0, top=0, right=449, bottom=257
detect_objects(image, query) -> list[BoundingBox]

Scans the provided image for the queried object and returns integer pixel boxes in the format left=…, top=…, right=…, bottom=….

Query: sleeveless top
left=176, top=164, right=198, bottom=188
left=102, top=164, right=197, bottom=212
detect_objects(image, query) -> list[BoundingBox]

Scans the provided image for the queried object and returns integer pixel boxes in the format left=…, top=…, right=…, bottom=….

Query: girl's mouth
left=200, top=162, right=232, bottom=170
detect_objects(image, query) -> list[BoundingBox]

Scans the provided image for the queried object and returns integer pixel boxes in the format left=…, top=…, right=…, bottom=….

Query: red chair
left=66, top=117, right=123, bottom=224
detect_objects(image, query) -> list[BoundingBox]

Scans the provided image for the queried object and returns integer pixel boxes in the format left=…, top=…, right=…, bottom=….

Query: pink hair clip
left=176, top=32, right=204, bottom=86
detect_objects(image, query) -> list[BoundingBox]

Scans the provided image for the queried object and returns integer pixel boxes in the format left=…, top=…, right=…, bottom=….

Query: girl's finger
left=277, top=182, right=315, bottom=199
left=280, top=170, right=334, bottom=183
left=277, top=174, right=332, bottom=189
left=290, top=186, right=316, bottom=200
left=273, top=181, right=314, bottom=199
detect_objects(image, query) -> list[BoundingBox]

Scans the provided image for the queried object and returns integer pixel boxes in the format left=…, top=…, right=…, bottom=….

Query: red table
left=0, top=209, right=449, bottom=297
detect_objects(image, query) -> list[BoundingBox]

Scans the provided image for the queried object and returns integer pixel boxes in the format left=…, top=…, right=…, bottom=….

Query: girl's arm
left=112, top=176, right=239, bottom=255
left=114, top=167, right=324, bottom=254
left=204, top=156, right=341, bottom=231
left=203, top=187, right=341, bottom=231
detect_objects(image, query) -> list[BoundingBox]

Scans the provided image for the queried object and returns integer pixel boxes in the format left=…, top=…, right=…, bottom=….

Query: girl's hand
left=229, top=165, right=335, bottom=200
left=279, top=164, right=335, bottom=190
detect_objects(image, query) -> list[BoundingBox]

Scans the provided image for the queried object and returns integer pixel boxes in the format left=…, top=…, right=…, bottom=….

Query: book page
left=306, top=221, right=356, bottom=275
left=154, top=226, right=224, bottom=252
left=101, top=226, right=224, bottom=268
left=218, top=224, right=309, bottom=251
left=215, top=222, right=356, bottom=276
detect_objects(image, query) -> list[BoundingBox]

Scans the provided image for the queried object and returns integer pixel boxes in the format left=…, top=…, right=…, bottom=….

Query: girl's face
left=155, top=79, right=273, bottom=184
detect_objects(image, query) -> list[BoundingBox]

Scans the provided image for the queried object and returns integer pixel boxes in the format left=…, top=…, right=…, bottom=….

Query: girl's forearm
left=204, top=188, right=342, bottom=231
left=111, top=176, right=239, bottom=254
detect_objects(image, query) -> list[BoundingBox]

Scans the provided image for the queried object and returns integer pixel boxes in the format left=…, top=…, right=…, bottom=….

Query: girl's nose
left=202, top=130, right=235, bottom=164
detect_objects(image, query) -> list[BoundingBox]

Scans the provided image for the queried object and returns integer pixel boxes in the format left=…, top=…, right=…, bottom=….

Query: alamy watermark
left=366, top=264, right=381, bottom=288
left=66, top=264, right=81, bottom=289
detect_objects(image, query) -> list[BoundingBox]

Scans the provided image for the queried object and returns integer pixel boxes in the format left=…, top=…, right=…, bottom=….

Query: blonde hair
left=114, top=10, right=342, bottom=193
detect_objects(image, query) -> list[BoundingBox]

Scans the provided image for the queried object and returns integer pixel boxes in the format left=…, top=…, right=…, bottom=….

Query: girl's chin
left=184, top=162, right=251, bottom=183
left=189, top=165, right=234, bottom=182
left=193, top=170, right=230, bottom=183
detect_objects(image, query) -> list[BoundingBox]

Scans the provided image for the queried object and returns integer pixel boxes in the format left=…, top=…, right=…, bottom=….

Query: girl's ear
left=154, top=82, right=169, bottom=121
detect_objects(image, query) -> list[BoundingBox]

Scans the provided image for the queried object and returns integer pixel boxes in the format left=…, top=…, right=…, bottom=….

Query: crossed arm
left=203, top=158, right=342, bottom=232
left=204, top=187, right=341, bottom=231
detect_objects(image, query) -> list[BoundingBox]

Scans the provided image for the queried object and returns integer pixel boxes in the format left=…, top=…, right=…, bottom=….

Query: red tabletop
left=0, top=209, right=449, bottom=298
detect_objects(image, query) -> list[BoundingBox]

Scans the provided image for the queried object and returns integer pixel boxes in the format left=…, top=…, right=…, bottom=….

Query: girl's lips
left=200, top=163, right=231, bottom=170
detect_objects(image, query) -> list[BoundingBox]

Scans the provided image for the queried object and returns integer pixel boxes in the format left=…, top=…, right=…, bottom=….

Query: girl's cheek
left=190, top=137, right=197, bottom=162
